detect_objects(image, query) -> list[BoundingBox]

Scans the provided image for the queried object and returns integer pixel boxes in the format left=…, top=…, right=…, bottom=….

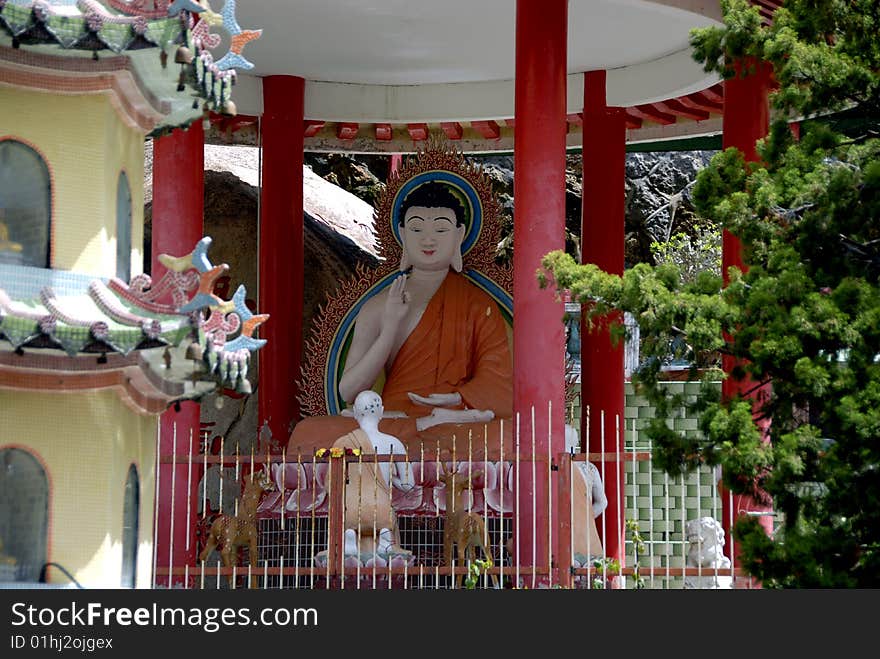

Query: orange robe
left=382, top=272, right=512, bottom=417
left=288, top=272, right=513, bottom=458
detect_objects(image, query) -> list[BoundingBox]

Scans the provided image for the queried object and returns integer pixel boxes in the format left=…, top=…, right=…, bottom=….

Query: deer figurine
left=438, top=462, right=498, bottom=588
left=199, top=466, right=274, bottom=588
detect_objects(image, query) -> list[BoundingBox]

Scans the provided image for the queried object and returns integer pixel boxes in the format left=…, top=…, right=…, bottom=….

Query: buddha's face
left=401, top=206, right=465, bottom=272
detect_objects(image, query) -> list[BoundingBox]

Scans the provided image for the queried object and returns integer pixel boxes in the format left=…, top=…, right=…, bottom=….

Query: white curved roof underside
left=233, top=0, right=723, bottom=121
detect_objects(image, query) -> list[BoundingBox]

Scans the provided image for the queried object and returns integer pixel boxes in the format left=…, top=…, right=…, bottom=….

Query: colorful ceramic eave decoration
left=0, top=236, right=268, bottom=396
left=0, top=0, right=262, bottom=123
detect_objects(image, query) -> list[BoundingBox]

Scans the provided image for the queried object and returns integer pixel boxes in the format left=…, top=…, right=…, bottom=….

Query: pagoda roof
left=227, top=1, right=727, bottom=124
left=0, top=237, right=269, bottom=413
left=0, top=1, right=264, bottom=133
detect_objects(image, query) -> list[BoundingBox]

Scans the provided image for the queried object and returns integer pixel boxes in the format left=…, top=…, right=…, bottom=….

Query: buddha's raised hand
left=381, top=274, right=411, bottom=334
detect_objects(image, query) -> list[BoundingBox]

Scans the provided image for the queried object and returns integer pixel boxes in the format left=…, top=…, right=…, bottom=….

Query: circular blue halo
left=391, top=171, right=483, bottom=257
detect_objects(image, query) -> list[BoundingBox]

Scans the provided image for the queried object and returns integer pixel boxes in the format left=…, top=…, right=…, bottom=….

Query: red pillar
left=513, top=0, right=568, bottom=579
left=580, top=70, right=627, bottom=564
left=152, top=121, right=204, bottom=583
left=721, top=59, right=774, bottom=565
left=259, top=76, right=305, bottom=451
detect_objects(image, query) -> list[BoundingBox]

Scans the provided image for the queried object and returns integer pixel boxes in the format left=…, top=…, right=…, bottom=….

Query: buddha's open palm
left=408, top=392, right=462, bottom=407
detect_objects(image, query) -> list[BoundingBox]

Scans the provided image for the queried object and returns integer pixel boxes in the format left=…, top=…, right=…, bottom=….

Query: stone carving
left=683, top=516, right=732, bottom=589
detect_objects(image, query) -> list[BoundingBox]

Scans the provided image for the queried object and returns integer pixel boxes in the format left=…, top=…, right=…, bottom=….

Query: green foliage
left=463, top=558, right=493, bottom=590
left=626, top=519, right=648, bottom=589
left=650, top=227, right=721, bottom=285
left=590, top=557, right=620, bottom=590
left=542, top=0, right=880, bottom=587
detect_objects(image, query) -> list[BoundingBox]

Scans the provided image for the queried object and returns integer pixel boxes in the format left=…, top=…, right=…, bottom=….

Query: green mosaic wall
left=575, top=380, right=726, bottom=588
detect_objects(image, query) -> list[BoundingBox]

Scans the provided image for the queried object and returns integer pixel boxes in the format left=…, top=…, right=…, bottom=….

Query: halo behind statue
left=298, top=139, right=513, bottom=417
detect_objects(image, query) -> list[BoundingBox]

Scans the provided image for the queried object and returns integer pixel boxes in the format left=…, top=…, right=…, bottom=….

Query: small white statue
left=351, top=390, right=415, bottom=491
left=564, top=424, right=606, bottom=560
left=323, top=390, right=415, bottom=563
left=565, top=424, right=608, bottom=518
left=683, top=517, right=732, bottom=589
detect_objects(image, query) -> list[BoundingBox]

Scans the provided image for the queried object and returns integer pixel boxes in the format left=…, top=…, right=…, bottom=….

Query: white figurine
left=683, top=517, right=732, bottom=589
left=324, top=390, right=415, bottom=562
left=565, top=424, right=608, bottom=518
left=351, top=390, right=414, bottom=491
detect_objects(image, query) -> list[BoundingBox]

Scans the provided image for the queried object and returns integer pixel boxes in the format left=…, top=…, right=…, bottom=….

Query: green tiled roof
left=0, top=1, right=252, bottom=131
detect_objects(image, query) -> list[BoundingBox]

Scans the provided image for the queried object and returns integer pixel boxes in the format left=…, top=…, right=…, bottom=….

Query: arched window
left=116, top=171, right=132, bottom=281
left=0, top=140, right=51, bottom=268
left=0, top=448, right=49, bottom=583
left=121, top=464, right=139, bottom=588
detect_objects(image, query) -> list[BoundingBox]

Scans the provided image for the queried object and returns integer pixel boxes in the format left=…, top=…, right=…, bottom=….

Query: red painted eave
left=440, top=122, right=463, bottom=140
left=375, top=123, right=393, bottom=140
left=336, top=122, right=359, bottom=140
left=407, top=123, right=429, bottom=141
left=304, top=120, right=325, bottom=137
left=472, top=120, right=501, bottom=140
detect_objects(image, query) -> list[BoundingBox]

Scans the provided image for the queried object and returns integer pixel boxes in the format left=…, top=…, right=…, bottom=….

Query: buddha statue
left=290, top=179, right=513, bottom=458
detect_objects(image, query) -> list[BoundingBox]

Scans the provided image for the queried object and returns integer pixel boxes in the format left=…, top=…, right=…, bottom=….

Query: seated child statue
left=330, top=390, right=415, bottom=562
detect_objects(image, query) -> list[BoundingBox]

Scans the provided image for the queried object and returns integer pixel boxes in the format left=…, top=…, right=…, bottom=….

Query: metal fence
left=153, top=408, right=752, bottom=590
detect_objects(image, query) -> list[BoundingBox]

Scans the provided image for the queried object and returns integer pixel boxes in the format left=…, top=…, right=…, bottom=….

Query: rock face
left=304, top=153, right=388, bottom=208
left=623, top=151, right=715, bottom=266
left=451, top=151, right=717, bottom=267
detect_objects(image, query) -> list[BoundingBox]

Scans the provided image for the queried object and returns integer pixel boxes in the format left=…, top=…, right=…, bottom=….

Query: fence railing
left=152, top=409, right=754, bottom=589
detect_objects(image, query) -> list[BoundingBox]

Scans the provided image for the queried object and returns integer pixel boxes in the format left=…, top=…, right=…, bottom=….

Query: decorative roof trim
left=0, top=49, right=166, bottom=131
left=0, top=355, right=181, bottom=416
left=1, top=237, right=269, bottom=399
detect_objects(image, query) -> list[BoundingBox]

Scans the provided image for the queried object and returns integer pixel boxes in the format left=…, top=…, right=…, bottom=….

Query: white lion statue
left=683, top=517, right=732, bottom=589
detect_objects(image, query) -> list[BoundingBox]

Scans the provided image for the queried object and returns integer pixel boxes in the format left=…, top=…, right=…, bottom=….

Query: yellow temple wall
left=0, top=389, right=157, bottom=588
left=0, top=87, right=145, bottom=278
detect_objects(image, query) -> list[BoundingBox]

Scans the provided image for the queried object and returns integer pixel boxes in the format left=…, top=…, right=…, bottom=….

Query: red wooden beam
left=678, top=91, right=724, bottom=115
left=504, top=118, right=515, bottom=128
left=628, top=104, right=676, bottom=125
left=751, top=0, right=780, bottom=21
left=303, top=120, right=324, bottom=137
left=566, top=113, right=583, bottom=125
left=472, top=120, right=501, bottom=139
left=375, top=123, right=393, bottom=141
left=209, top=111, right=258, bottom=131
left=654, top=98, right=710, bottom=122
left=440, top=121, right=463, bottom=140
left=407, top=123, right=429, bottom=141
left=624, top=111, right=643, bottom=130
left=213, top=115, right=257, bottom=135
left=702, top=83, right=724, bottom=104
left=336, top=122, right=359, bottom=140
